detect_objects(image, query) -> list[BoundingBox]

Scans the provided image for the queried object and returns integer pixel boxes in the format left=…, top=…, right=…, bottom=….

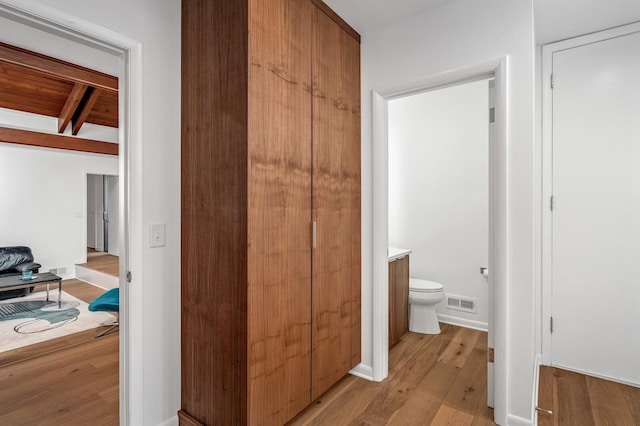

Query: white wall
left=0, top=1, right=181, bottom=425
left=361, top=0, right=535, bottom=423
left=388, top=80, right=489, bottom=326
left=0, top=144, right=117, bottom=276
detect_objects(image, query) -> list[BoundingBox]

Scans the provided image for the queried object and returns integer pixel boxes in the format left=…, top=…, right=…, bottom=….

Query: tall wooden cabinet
left=180, top=0, right=360, bottom=424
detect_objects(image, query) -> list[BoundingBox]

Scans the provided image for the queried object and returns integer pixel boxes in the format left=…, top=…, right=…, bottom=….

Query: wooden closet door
left=247, top=0, right=313, bottom=423
left=311, top=6, right=361, bottom=400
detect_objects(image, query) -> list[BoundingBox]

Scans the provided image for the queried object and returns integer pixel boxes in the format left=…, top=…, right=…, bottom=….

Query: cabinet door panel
left=311, top=6, right=361, bottom=400
left=247, top=0, right=313, bottom=423
left=389, top=257, right=409, bottom=347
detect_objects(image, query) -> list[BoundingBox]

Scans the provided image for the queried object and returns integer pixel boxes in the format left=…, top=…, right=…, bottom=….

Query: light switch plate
left=149, top=223, right=166, bottom=248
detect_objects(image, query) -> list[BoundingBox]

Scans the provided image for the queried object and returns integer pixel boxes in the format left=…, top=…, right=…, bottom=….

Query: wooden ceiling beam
left=0, top=41, right=118, bottom=93
left=72, top=87, right=101, bottom=135
left=58, top=83, right=88, bottom=133
left=0, top=126, right=118, bottom=156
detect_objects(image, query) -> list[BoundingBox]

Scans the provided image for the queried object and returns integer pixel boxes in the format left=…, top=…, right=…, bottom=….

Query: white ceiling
left=323, top=0, right=457, bottom=34
left=324, top=0, right=640, bottom=44
left=535, top=0, right=640, bottom=45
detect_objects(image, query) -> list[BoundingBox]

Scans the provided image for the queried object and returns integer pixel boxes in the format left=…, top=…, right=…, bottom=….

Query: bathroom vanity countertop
left=388, top=247, right=412, bottom=261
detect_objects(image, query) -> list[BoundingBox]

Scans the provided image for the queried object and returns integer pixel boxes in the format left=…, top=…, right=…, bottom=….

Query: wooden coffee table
left=0, top=272, right=63, bottom=308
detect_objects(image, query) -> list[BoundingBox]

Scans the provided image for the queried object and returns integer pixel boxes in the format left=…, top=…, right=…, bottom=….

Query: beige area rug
left=0, top=290, right=113, bottom=352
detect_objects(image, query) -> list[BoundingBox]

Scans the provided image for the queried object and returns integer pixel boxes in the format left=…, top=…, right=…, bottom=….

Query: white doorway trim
left=0, top=1, right=142, bottom=425
left=371, top=57, right=509, bottom=424
left=541, top=21, right=640, bottom=366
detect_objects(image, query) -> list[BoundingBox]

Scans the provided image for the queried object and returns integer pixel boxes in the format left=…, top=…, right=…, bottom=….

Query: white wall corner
left=506, top=414, right=534, bottom=426
left=349, top=363, right=374, bottom=381
left=159, top=415, right=178, bottom=426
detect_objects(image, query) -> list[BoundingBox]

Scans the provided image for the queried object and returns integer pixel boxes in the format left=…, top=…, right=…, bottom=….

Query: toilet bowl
left=409, top=278, right=445, bottom=335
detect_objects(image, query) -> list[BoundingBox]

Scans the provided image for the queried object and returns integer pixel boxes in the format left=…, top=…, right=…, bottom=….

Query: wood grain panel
left=58, top=83, right=88, bottom=133
left=311, top=6, right=361, bottom=400
left=0, top=64, right=72, bottom=116
left=0, top=126, right=118, bottom=155
left=72, top=87, right=101, bottom=135
left=87, top=90, right=119, bottom=128
left=247, top=0, right=313, bottom=423
left=389, top=256, right=409, bottom=348
left=0, top=41, right=118, bottom=92
left=308, top=0, right=360, bottom=42
left=181, top=0, right=249, bottom=424
left=347, top=30, right=362, bottom=369
left=177, top=410, right=204, bottom=426
left=0, top=52, right=118, bottom=129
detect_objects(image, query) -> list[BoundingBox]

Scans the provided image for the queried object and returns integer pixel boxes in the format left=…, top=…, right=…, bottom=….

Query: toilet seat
left=409, top=278, right=444, bottom=293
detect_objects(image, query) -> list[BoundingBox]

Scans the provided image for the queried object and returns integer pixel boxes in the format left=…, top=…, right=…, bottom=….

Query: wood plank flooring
left=538, top=366, right=640, bottom=426
left=78, top=252, right=119, bottom=277
left=0, top=330, right=119, bottom=425
left=288, top=323, right=495, bottom=425
left=0, top=279, right=119, bottom=424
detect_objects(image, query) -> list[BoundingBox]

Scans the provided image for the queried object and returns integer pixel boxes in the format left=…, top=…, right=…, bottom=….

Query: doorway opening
left=371, top=58, right=508, bottom=423
left=0, top=2, right=139, bottom=424
left=78, top=173, right=120, bottom=290
left=387, top=76, right=493, bottom=404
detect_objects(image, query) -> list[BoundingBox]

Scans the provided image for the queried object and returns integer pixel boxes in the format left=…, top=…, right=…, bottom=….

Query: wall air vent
left=48, top=267, right=67, bottom=276
left=445, top=294, right=477, bottom=314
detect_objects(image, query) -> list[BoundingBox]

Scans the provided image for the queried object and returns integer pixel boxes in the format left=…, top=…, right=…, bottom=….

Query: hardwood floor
left=0, top=279, right=119, bottom=424
left=289, top=323, right=495, bottom=425
left=0, top=330, right=118, bottom=425
left=79, top=251, right=119, bottom=277
left=538, top=366, right=640, bottom=426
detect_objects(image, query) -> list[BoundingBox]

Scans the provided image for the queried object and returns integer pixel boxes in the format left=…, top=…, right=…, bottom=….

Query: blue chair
left=88, top=288, right=119, bottom=338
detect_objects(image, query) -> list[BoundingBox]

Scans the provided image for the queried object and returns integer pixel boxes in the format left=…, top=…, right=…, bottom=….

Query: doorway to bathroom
left=388, top=77, right=493, bottom=403
left=370, top=58, right=508, bottom=423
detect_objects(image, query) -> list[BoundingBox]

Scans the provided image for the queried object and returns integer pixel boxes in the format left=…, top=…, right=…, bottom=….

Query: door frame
left=83, top=172, right=120, bottom=263
left=371, top=56, right=509, bottom=423
left=0, top=1, right=142, bottom=424
left=541, top=21, right=640, bottom=366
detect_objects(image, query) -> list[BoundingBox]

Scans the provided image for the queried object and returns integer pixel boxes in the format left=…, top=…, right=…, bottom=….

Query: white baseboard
left=159, top=415, right=178, bottom=426
left=75, top=264, right=119, bottom=289
left=438, top=313, right=488, bottom=332
left=550, top=362, right=640, bottom=388
left=507, top=413, right=533, bottom=426
left=349, top=363, right=374, bottom=381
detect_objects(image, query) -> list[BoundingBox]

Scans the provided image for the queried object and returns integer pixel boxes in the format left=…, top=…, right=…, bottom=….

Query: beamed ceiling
left=0, top=41, right=119, bottom=156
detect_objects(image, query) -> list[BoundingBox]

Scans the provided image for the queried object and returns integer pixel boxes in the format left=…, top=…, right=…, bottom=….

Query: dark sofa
left=0, top=246, right=41, bottom=300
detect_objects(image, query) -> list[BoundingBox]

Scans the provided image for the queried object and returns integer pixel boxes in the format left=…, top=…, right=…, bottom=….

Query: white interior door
left=87, top=174, right=97, bottom=249
left=551, top=31, right=640, bottom=385
left=107, top=175, right=119, bottom=256
left=89, top=174, right=104, bottom=252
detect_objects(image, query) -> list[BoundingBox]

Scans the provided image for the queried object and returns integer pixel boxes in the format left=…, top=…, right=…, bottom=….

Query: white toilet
left=409, top=278, right=445, bottom=334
